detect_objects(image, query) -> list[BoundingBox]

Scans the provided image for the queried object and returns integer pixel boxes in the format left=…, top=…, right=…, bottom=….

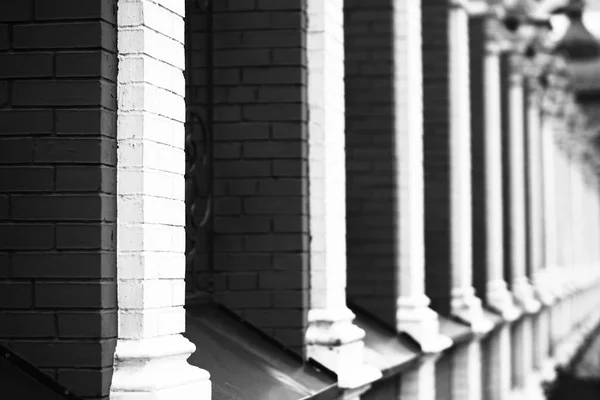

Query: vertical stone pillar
left=526, top=75, right=552, bottom=371
left=484, top=325, right=512, bottom=400
left=394, top=1, right=452, bottom=397
left=395, top=0, right=452, bottom=351
left=111, top=1, right=211, bottom=398
left=305, top=0, right=381, bottom=389
left=451, top=341, right=482, bottom=400
left=507, top=54, right=541, bottom=315
left=483, top=36, right=520, bottom=320
left=400, top=355, right=439, bottom=400
left=506, top=54, right=539, bottom=391
left=527, top=79, right=554, bottom=306
left=447, top=1, right=492, bottom=332
left=541, top=105, right=561, bottom=301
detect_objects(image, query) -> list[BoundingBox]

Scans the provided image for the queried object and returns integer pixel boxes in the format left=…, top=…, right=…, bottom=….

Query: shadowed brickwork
left=344, top=0, right=397, bottom=328
left=422, top=0, right=453, bottom=315
left=500, top=52, right=513, bottom=288
left=185, top=0, right=309, bottom=355
left=469, top=16, right=489, bottom=305
left=0, top=1, right=118, bottom=398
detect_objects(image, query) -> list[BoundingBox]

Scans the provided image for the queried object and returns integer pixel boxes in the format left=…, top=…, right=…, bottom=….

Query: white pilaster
left=395, top=0, right=452, bottom=354
left=507, top=54, right=541, bottom=315
left=110, top=1, right=211, bottom=399
left=448, top=1, right=492, bottom=333
left=512, top=318, right=533, bottom=389
left=305, top=0, right=381, bottom=389
left=541, top=109, right=562, bottom=302
left=483, top=37, right=520, bottom=321
left=400, top=355, right=439, bottom=400
left=526, top=79, right=554, bottom=307
left=451, top=340, right=482, bottom=400
left=484, top=325, right=511, bottom=400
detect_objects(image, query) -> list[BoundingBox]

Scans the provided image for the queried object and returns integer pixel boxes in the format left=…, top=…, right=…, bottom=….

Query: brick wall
left=0, top=1, right=118, bottom=399
left=344, top=0, right=397, bottom=327
left=422, top=0, right=452, bottom=315
left=186, top=0, right=309, bottom=354
left=469, top=16, right=488, bottom=304
left=500, top=52, right=513, bottom=287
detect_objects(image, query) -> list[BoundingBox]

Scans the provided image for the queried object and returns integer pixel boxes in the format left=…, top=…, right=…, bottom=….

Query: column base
left=513, top=277, right=541, bottom=314
left=546, top=267, right=568, bottom=300
left=451, top=287, right=494, bottom=334
left=306, top=308, right=382, bottom=390
left=532, top=271, right=557, bottom=306
left=486, top=280, right=522, bottom=322
left=396, top=295, right=453, bottom=353
left=110, top=334, right=211, bottom=400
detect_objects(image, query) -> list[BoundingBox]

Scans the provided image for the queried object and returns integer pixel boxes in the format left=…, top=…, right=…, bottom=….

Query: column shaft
left=484, top=325, right=511, bottom=400
left=305, top=0, right=381, bottom=389
left=448, top=3, right=491, bottom=332
left=483, top=42, right=520, bottom=319
left=507, top=55, right=540, bottom=313
left=111, top=1, right=211, bottom=398
left=527, top=86, right=553, bottom=305
left=395, top=0, right=450, bottom=352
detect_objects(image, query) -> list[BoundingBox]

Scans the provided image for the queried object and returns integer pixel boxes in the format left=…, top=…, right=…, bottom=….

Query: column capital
left=484, top=17, right=512, bottom=55
left=509, top=52, right=526, bottom=86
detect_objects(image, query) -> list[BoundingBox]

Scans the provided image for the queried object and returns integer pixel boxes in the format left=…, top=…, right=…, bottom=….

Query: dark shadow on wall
left=469, top=15, right=489, bottom=306
left=344, top=0, right=398, bottom=328
left=184, top=0, right=311, bottom=356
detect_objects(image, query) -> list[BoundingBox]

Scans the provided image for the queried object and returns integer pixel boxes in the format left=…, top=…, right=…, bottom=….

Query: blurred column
left=304, top=0, right=381, bottom=390
left=447, top=0, right=492, bottom=333
left=483, top=34, right=521, bottom=321
left=507, top=53, right=541, bottom=314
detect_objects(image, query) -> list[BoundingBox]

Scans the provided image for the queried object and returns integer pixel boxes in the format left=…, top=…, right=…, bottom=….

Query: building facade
left=1, top=0, right=600, bottom=400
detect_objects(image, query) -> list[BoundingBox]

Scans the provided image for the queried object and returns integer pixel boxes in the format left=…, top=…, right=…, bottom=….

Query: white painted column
left=506, top=54, right=538, bottom=392
left=484, top=325, right=512, bottom=400
left=525, top=74, right=554, bottom=372
left=448, top=1, right=492, bottom=334
left=400, top=355, right=439, bottom=400
left=305, top=0, right=381, bottom=390
left=507, top=54, right=541, bottom=315
left=395, top=2, right=451, bottom=398
left=483, top=38, right=521, bottom=321
left=527, top=80, right=554, bottom=307
left=541, top=106, right=561, bottom=303
left=395, top=0, right=452, bottom=353
left=110, top=1, right=211, bottom=399
left=446, top=5, right=491, bottom=400
left=451, top=341, right=482, bottom=400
